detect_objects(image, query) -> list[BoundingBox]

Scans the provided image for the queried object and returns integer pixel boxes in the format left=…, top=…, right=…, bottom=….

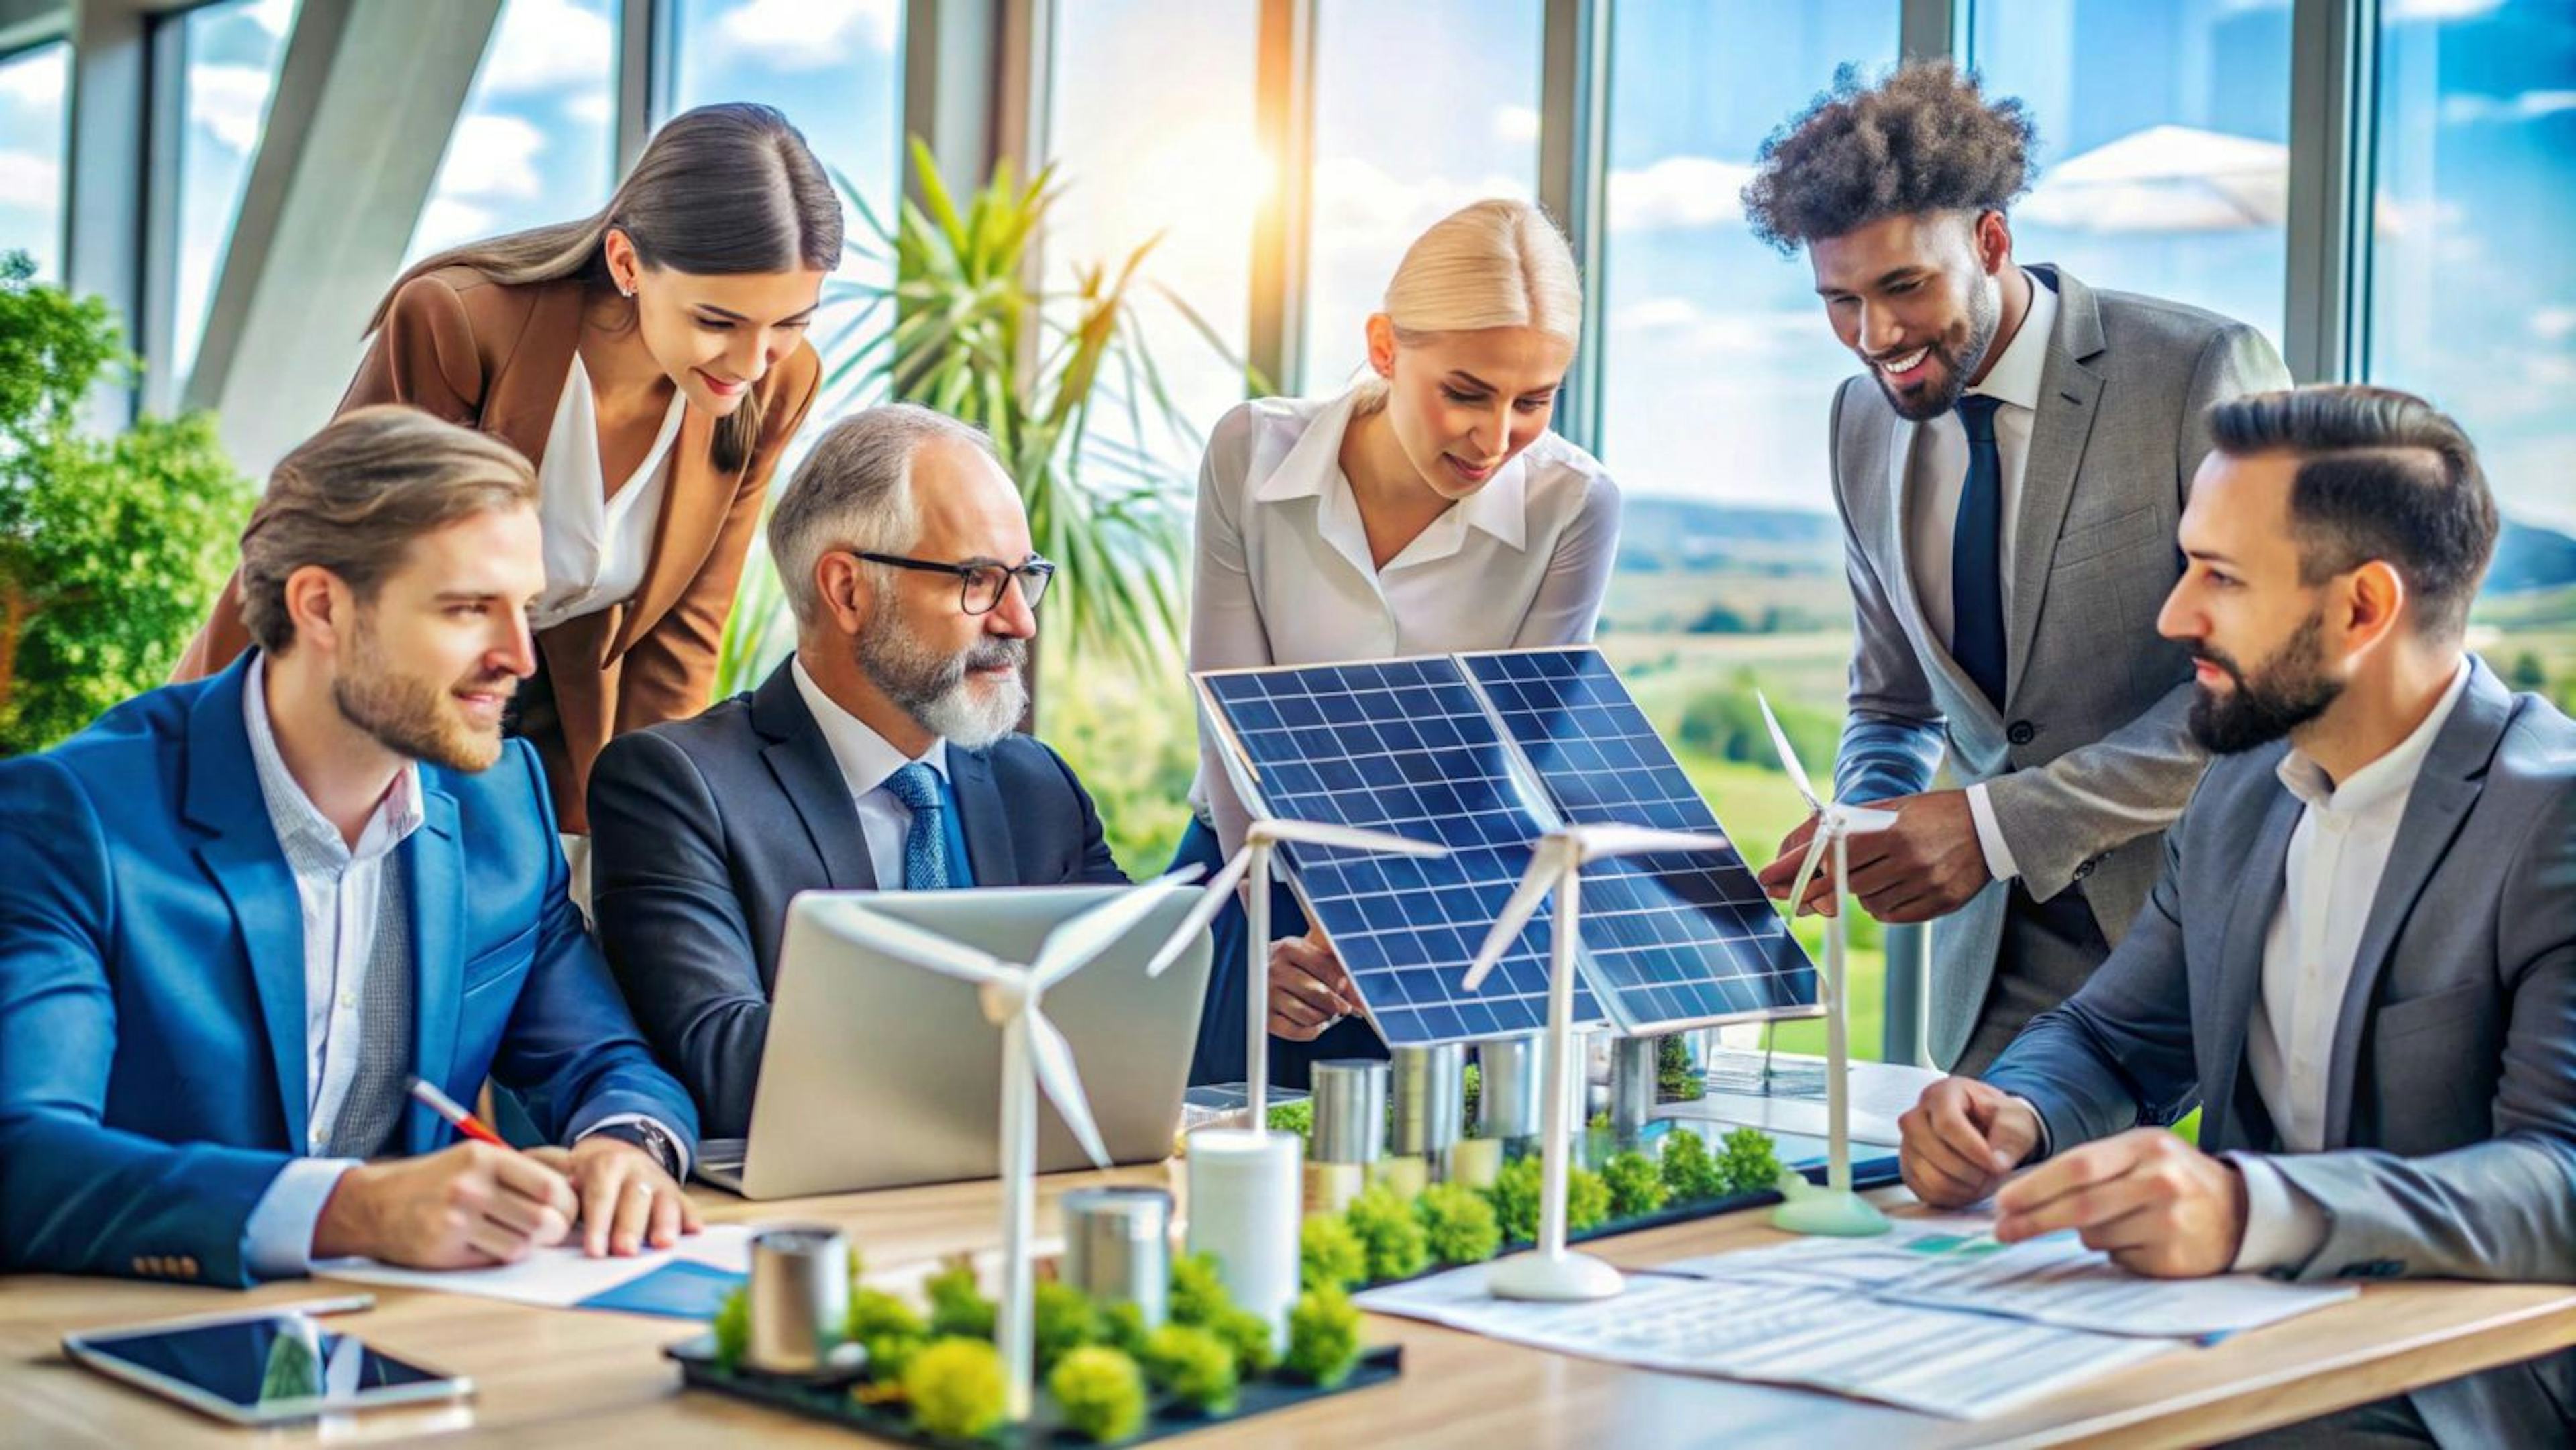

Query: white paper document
left=1662, top=1213, right=2359, bottom=1339
left=315, top=1223, right=754, bottom=1308
left=1356, top=1265, right=2173, bottom=1420
left=1664, top=1055, right=1940, bottom=1147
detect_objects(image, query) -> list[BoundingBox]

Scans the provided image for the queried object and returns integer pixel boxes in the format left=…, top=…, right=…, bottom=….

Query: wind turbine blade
left=1837, top=805, right=1901, bottom=835
left=1778, top=830, right=1831, bottom=926
left=1756, top=692, right=1823, bottom=813
left=1030, top=870, right=1201, bottom=989
left=1566, top=825, right=1733, bottom=862
left=1463, top=847, right=1561, bottom=992
left=1024, top=1008, right=1112, bottom=1168
left=835, top=905, right=1009, bottom=985
left=1144, top=851, right=1250, bottom=977
left=1256, top=819, right=1450, bottom=858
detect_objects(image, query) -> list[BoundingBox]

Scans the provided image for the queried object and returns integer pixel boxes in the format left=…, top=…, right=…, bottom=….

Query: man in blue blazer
left=0, top=407, right=699, bottom=1286
left=590, top=405, right=1126, bottom=1139
left=1898, top=388, right=2572, bottom=1446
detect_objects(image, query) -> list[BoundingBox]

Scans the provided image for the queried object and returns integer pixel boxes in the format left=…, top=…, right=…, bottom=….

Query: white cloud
left=2530, top=308, right=2576, bottom=346
left=714, top=0, right=900, bottom=72
left=1606, top=294, right=1820, bottom=360
left=0, top=150, right=61, bottom=209
left=1311, top=154, right=1531, bottom=255
left=1605, top=155, right=1754, bottom=233
left=188, top=63, right=278, bottom=154
left=245, top=0, right=296, bottom=37
left=412, top=197, right=498, bottom=256
left=2438, top=89, right=2576, bottom=124
left=2386, top=0, right=2504, bottom=19
left=0, top=52, right=67, bottom=109
left=477, top=0, right=616, bottom=96
left=1493, top=105, right=1541, bottom=144
left=435, top=113, right=548, bottom=200
left=564, top=91, right=614, bottom=127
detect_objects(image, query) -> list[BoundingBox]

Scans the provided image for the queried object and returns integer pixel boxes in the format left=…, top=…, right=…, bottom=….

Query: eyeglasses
left=857, top=551, right=1057, bottom=615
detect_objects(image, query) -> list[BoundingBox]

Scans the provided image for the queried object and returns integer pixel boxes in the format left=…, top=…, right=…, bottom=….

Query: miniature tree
left=902, top=1338, right=1008, bottom=1439
left=1415, top=1182, right=1502, bottom=1266
left=1049, top=1345, right=1149, bottom=1443
left=1601, top=1150, right=1670, bottom=1219
left=1343, top=1183, right=1431, bottom=1281
left=1285, top=1288, right=1364, bottom=1388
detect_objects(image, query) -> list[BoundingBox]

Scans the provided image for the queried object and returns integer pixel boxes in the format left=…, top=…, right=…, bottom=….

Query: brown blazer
left=176, top=267, right=824, bottom=831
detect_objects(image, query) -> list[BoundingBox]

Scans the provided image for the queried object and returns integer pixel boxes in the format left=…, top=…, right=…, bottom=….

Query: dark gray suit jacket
left=1829, top=264, right=2293, bottom=1067
left=1984, top=658, right=2576, bottom=1447
left=588, top=658, right=1128, bottom=1137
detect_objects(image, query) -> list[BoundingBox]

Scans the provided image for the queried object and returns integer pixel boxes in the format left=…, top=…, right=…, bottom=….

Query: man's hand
left=529, top=1135, right=701, bottom=1257
left=1757, top=813, right=1837, bottom=917
left=1898, top=1076, right=2043, bottom=1208
left=310, top=1141, right=576, bottom=1268
left=1839, top=789, right=1991, bottom=922
left=1268, top=929, right=1364, bottom=1042
left=1993, top=1127, right=2247, bottom=1278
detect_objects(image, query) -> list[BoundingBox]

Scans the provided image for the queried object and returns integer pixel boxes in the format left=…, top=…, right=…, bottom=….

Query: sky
left=0, top=0, right=2565, bottom=533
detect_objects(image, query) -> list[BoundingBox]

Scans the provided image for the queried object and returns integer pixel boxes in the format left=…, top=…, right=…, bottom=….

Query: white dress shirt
left=2230, top=659, right=2473, bottom=1270
left=1900, top=272, right=2059, bottom=882
left=792, top=658, right=951, bottom=888
left=525, top=352, right=686, bottom=633
left=1188, top=389, right=1623, bottom=854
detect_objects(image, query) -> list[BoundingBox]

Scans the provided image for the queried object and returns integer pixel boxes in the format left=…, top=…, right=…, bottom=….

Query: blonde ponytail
left=1352, top=199, right=1582, bottom=415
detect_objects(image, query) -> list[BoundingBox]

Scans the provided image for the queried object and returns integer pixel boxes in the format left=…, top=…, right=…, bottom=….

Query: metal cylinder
left=747, top=1225, right=850, bottom=1374
left=1309, top=1059, right=1388, bottom=1166
left=1477, top=1033, right=1547, bottom=1140
left=1611, top=1035, right=1659, bottom=1135
left=1389, top=1042, right=1465, bottom=1156
left=1061, top=1186, right=1173, bottom=1328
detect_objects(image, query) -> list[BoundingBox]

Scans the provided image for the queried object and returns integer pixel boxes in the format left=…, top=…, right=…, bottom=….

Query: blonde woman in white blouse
left=1174, top=198, right=1622, bottom=1088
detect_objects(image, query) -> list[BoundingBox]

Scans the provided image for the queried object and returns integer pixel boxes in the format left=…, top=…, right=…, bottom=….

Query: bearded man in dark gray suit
left=1743, top=62, right=2292, bottom=1070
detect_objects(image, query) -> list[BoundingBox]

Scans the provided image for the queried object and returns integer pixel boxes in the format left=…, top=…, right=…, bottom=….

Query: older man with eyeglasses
left=586, top=404, right=1127, bottom=1138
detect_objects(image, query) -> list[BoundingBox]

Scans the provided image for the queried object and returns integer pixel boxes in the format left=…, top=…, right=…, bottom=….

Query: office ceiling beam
left=182, top=0, right=500, bottom=480
left=1538, top=0, right=1609, bottom=451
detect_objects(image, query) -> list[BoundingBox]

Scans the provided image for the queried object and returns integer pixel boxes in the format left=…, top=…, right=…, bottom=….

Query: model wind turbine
left=1464, top=824, right=1738, bottom=1301
left=1757, top=692, right=1895, bottom=1238
left=1146, top=819, right=1450, bottom=1123
left=833, top=870, right=1202, bottom=1421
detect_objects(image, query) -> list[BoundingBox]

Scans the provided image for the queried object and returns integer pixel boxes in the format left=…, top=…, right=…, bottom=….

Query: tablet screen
left=78, top=1314, right=455, bottom=1412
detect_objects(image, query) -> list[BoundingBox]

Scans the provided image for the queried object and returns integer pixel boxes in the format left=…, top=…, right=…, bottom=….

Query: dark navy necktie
left=1951, top=393, right=2008, bottom=709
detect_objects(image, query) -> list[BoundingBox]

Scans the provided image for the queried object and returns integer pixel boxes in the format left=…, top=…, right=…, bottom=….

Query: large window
left=170, top=0, right=296, bottom=390
left=405, top=0, right=619, bottom=264
left=1970, top=0, right=2292, bottom=350
left=666, top=0, right=905, bottom=425
left=2367, top=0, right=2576, bottom=705
left=1299, top=0, right=1544, bottom=395
left=1046, top=0, right=1260, bottom=469
left=0, top=42, right=70, bottom=280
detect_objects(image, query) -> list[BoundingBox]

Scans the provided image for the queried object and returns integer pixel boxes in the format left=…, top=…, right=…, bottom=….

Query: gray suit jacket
left=1829, top=264, right=2292, bottom=1067
left=1984, top=658, right=2576, bottom=1447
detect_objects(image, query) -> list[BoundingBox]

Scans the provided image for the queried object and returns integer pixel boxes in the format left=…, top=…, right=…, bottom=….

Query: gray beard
left=859, top=609, right=1028, bottom=749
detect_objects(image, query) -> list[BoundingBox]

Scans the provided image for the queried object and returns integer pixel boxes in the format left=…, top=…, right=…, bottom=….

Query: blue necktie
left=1951, top=394, right=2008, bottom=709
left=883, top=762, right=953, bottom=891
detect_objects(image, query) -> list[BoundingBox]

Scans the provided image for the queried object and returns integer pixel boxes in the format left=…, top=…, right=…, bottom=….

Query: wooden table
left=6, top=1168, right=2571, bottom=1448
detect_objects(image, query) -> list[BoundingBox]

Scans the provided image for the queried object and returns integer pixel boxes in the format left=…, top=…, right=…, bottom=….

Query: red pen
left=407, top=1076, right=511, bottom=1149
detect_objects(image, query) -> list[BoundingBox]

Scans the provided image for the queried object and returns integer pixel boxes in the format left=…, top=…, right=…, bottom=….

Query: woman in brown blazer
left=179, top=103, right=840, bottom=833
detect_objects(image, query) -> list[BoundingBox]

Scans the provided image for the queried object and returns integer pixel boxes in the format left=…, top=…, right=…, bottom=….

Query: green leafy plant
left=1263, top=1100, right=1314, bottom=1141
left=711, top=1285, right=751, bottom=1371
left=1166, top=1251, right=1232, bottom=1328
left=1601, top=1150, right=1670, bottom=1219
left=1343, top=1183, right=1430, bottom=1281
left=1720, top=1126, right=1786, bottom=1196
left=1415, top=1182, right=1502, bottom=1266
left=1139, top=1324, right=1238, bottom=1415
left=1099, top=1300, right=1150, bottom=1357
left=1034, top=1278, right=1106, bottom=1371
left=847, top=1286, right=926, bottom=1376
left=1285, top=1288, right=1364, bottom=1388
left=1208, top=1304, right=1278, bottom=1378
left=1048, top=1344, right=1149, bottom=1443
left=1656, top=1035, right=1707, bottom=1102
left=901, top=1337, right=1008, bottom=1439
left=1565, top=1164, right=1612, bottom=1231
left=924, top=1259, right=996, bottom=1340
left=1300, top=1212, right=1368, bottom=1292
left=1462, top=1063, right=1481, bottom=1130
left=1486, top=1155, right=1543, bottom=1243
left=0, top=252, right=252, bottom=753
left=1660, top=1129, right=1727, bottom=1202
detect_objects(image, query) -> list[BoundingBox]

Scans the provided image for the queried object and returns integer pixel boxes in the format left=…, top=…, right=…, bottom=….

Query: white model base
left=1485, top=1249, right=1626, bottom=1302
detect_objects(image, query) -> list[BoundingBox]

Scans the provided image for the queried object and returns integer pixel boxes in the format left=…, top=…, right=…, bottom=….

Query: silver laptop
left=696, top=885, right=1214, bottom=1200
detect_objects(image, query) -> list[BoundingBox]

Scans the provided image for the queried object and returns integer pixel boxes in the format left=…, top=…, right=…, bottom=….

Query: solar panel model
left=1195, top=647, right=1818, bottom=1047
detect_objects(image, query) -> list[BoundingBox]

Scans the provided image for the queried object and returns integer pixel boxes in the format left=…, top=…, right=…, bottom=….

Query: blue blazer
left=0, top=656, right=698, bottom=1286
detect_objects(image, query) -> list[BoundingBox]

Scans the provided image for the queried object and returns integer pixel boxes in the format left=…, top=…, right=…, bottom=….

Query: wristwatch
left=590, top=1121, right=682, bottom=1178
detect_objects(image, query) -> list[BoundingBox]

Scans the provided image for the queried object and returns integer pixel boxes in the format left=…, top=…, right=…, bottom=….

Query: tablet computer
left=62, top=1298, right=470, bottom=1425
